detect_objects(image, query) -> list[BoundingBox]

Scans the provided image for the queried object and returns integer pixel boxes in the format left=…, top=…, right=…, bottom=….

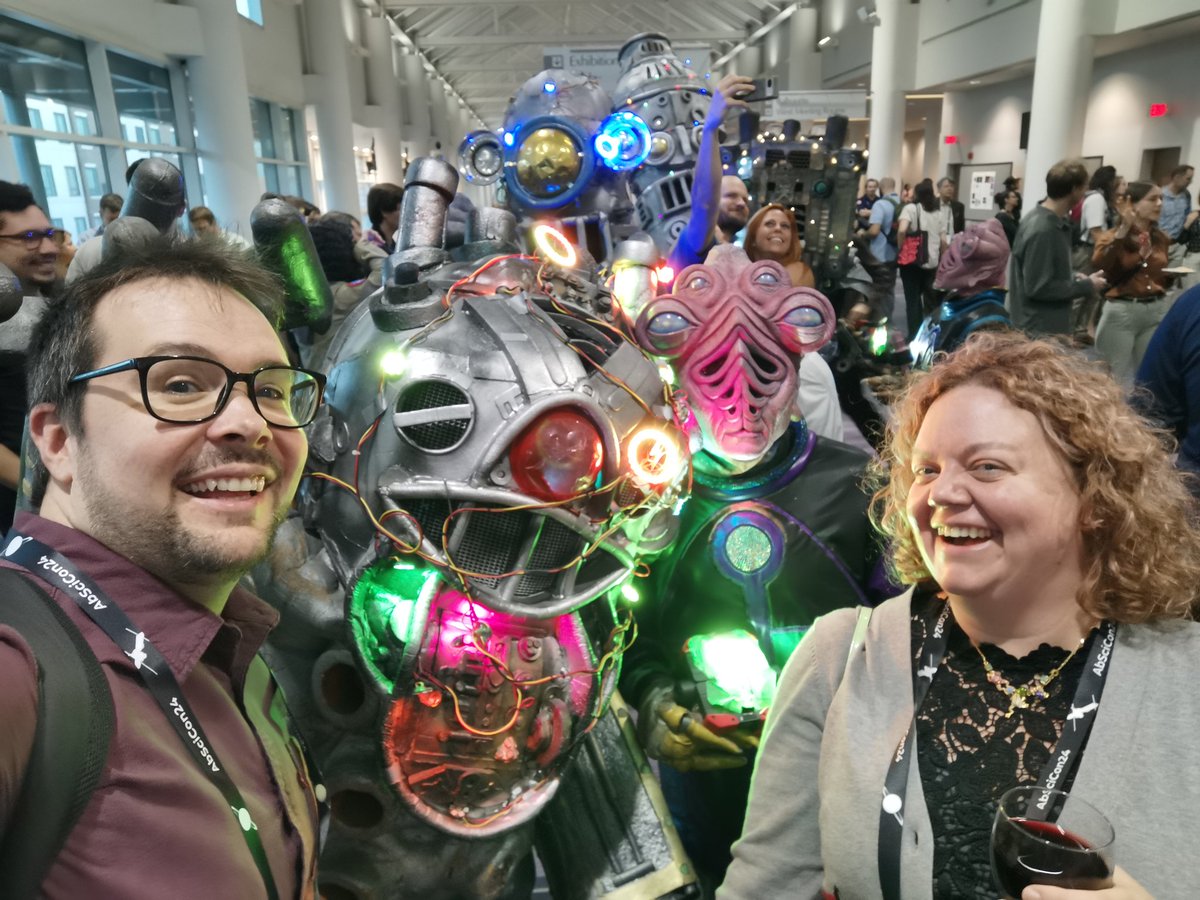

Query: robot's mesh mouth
left=396, top=381, right=472, bottom=451
left=764, top=148, right=814, bottom=169
left=397, top=498, right=622, bottom=603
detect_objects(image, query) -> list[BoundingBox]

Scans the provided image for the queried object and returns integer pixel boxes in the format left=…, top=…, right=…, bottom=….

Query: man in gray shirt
left=1008, top=159, right=1107, bottom=336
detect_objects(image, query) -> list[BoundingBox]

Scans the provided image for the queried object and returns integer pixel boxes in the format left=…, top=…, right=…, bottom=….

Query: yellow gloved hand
left=637, top=685, right=754, bottom=772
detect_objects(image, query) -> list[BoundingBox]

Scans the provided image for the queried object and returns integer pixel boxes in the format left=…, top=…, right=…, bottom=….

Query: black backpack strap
left=0, top=570, right=115, bottom=897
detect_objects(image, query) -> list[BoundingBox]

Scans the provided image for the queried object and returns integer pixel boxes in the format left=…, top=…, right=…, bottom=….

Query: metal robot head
left=634, top=244, right=836, bottom=467
left=613, top=32, right=714, bottom=254
left=460, top=69, right=646, bottom=234
left=308, top=256, right=687, bottom=617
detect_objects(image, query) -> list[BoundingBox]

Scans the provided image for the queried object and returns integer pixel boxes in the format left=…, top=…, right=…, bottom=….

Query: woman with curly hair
left=720, top=331, right=1200, bottom=900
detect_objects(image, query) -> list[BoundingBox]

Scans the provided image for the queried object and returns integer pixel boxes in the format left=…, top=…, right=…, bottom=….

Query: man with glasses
left=0, top=236, right=322, bottom=896
left=0, top=180, right=61, bottom=533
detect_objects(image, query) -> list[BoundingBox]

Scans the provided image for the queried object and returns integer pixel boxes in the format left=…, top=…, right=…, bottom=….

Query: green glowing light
left=871, top=324, right=888, bottom=356
left=685, top=629, right=777, bottom=713
left=620, top=582, right=641, bottom=604
left=349, top=557, right=439, bottom=692
left=380, top=348, right=408, bottom=378
left=657, top=363, right=677, bottom=386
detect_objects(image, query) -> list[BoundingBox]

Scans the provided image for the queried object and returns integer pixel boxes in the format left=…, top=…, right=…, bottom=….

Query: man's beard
left=717, top=210, right=748, bottom=235
left=77, top=450, right=287, bottom=591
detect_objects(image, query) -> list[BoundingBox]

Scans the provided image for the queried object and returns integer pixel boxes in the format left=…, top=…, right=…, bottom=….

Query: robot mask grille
left=395, top=381, right=473, bottom=452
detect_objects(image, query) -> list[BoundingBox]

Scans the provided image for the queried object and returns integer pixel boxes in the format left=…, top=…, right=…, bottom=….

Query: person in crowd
left=1136, top=284, right=1200, bottom=496
left=1003, top=175, right=1023, bottom=222
left=1159, top=164, right=1194, bottom=266
left=0, top=236, right=322, bottom=896
left=1007, top=159, right=1106, bottom=337
left=319, top=210, right=362, bottom=244
left=669, top=73, right=754, bottom=269
left=720, top=331, right=1200, bottom=900
left=365, top=182, right=404, bottom=254
left=76, top=192, right=123, bottom=245
left=1176, top=190, right=1200, bottom=291
left=993, top=189, right=1019, bottom=245
left=1077, top=166, right=1123, bottom=259
left=856, top=178, right=879, bottom=231
left=303, top=219, right=379, bottom=368
left=897, top=178, right=952, bottom=338
left=901, top=182, right=913, bottom=204
left=188, top=205, right=252, bottom=250
left=744, top=203, right=815, bottom=288
left=865, top=176, right=901, bottom=294
left=0, top=180, right=60, bottom=533
left=283, top=196, right=321, bottom=223
left=1069, top=166, right=1125, bottom=342
left=52, top=228, right=76, bottom=282
left=937, top=177, right=964, bottom=235
left=1091, top=181, right=1173, bottom=385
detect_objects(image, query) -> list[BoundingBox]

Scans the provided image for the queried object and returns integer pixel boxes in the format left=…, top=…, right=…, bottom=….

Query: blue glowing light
left=593, top=111, right=651, bottom=172
left=543, top=81, right=557, bottom=94
left=503, top=131, right=514, bottom=147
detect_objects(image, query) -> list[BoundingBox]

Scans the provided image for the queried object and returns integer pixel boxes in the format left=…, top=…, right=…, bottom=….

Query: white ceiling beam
left=415, top=30, right=742, bottom=46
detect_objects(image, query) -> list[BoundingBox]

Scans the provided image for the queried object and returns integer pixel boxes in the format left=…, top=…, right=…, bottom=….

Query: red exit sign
left=1149, top=103, right=1168, bottom=118
left=944, top=134, right=958, bottom=144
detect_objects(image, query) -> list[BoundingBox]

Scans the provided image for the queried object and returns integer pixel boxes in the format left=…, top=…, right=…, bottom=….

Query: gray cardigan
left=718, top=590, right=1200, bottom=900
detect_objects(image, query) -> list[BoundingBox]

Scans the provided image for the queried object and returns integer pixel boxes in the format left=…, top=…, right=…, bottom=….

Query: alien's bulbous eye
left=685, top=274, right=710, bottom=291
left=647, top=311, right=691, bottom=336
left=753, top=270, right=781, bottom=286
left=644, top=310, right=694, bottom=354
left=784, top=306, right=825, bottom=329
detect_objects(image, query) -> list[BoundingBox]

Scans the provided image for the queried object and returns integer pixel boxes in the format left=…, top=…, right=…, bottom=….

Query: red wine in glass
left=991, top=787, right=1115, bottom=899
left=992, top=818, right=1114, bottom=897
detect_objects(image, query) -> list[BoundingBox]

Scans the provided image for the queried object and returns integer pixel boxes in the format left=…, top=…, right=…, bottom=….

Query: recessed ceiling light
left=969, top=80, right=981, bottom=85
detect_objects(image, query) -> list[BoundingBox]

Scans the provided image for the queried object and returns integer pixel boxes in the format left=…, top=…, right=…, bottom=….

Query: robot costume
left=459, top=69, right=646, bottom=264
left=254, top=158, right=701, bottom=899
left=617, top=245, right=897, bottom=894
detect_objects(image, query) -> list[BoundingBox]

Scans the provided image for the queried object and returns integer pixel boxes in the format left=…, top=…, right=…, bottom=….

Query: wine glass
left=990, top=786, right=1115, bottom=899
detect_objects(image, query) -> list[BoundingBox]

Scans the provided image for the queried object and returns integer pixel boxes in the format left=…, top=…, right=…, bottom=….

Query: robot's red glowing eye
left=508, top=409, right=604, bottom=502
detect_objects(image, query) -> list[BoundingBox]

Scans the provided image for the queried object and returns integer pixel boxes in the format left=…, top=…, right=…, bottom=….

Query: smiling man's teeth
left=181, top=476, right=267, bottom=495
left=936, top=525, right=992, bottom=539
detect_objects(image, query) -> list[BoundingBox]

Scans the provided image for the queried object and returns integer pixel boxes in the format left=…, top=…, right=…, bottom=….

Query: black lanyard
left=5, top=532, right=281, bottom=900
left=876, top=598, right=1117, bottom=900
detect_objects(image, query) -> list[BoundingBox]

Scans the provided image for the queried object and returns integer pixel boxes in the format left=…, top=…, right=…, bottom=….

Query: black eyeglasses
left=68, top=355, right=326, bottom=428
left=0, top=228, right=57, bottom=249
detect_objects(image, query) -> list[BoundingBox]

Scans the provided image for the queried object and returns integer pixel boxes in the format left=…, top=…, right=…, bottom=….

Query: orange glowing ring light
left=626, top=426, right=682, bottom=486
left=532, top=224, right=578, bottom=268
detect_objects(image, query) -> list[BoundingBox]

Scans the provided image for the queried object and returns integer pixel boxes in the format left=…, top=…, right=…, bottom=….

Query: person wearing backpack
left=864, top=176, right=901, bottom=306
left=0, top=237, right=321, bottom=898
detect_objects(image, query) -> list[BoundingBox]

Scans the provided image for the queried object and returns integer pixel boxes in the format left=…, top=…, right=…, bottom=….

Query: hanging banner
left=542, top=46, right=712, bottom=94
left=766, top=90, right=868, bottom=121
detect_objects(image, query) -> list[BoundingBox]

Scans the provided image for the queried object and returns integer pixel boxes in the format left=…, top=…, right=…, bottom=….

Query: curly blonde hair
left=871, top=331, right=1200, bottom=623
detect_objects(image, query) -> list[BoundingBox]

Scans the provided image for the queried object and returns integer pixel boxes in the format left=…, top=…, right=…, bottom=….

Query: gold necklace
left=974, top=636, right=1086, bottom=719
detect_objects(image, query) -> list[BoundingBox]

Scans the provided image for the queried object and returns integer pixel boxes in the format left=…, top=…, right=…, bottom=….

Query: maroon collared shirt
left=0, top=513, right=319, bottom=898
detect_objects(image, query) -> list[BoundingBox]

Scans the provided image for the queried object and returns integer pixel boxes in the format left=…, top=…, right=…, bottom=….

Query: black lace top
left=911, top=593, right=1099, bottom=899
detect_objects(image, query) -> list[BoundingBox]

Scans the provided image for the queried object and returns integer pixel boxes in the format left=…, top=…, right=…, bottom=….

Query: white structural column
left=364, top=14, right=408, bottom=185
left=867, top=0, right=918, bottom=183
left=178, top=0, right=259, bottom=226
left=784, top=7, right=821, bottom=91
left=1024, top=0, right=1093, bottom=189
left=402, top=53, right=433, bottom=159
left=304, top=0, right=359, bottom=214
left=924, top=97, right=944, bottom=182
left=737, top=41, right=763, bottom=79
